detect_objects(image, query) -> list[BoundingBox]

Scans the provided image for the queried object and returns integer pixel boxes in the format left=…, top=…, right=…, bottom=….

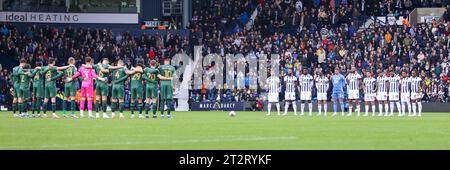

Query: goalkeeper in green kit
left=158, top=58, right=176, bottom=119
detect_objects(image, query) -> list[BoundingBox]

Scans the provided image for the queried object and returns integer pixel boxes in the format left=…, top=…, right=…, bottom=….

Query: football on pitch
left=229, top=111, right=236, bottom=117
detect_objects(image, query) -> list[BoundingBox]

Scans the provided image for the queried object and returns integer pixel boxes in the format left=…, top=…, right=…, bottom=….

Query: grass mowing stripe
left=0, top=111, right=449, bottom=149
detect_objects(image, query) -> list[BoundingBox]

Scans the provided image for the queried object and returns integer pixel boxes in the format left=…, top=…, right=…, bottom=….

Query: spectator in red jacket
left=148, top=48, right=156, bottom=60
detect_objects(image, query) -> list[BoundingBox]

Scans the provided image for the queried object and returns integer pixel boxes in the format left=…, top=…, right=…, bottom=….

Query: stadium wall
left=190, top=102, right=450, bottom=113
left=260, top=102, right=450, bottom=113
left=8, top=22, right=190, bottom=37
left=141, top=0, right=163, bottom=20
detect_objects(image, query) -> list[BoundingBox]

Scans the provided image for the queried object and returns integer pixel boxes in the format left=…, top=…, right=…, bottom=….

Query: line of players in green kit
left=10, top=57, right=176, bottom=119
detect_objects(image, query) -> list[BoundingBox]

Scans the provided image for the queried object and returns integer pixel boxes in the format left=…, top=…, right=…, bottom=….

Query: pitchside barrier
left=1, top=101, right=449, bottom=112
left=261, top=102, right=450, bottom=112
left=189, top=101, right=450, bottom=113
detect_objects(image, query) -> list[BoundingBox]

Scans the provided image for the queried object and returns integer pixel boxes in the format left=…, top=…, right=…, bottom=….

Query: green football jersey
left=12, top=66, right=23, bottom=85
left=158, top=64, right=176, bottom=86
left=19, top=70, right=33, bottom=89
left=32, top=69, right=45, bottom=87
left=41, top=66, right=60, bottom=83
left=93, top=64, right=110, bottom=79
left=112, top=68, right=127, bottom=85
left=144, top=67, right=159, bottom=84
left=130, top=68, right=143, bottom=88
left=63, top=66, right=77, bottom=86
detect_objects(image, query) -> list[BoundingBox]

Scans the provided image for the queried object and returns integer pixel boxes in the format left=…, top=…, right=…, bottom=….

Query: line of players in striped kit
left=266, top=66, right=423, bottom=117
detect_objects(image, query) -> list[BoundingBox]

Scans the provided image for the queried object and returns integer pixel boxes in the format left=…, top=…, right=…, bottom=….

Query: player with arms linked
left=158, top=58, right=176, bottom=119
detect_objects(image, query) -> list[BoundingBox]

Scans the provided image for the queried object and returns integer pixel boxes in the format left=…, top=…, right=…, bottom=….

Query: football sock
left=167, top=99, right=172, bottom=115
left=18, top=102, right=23, bottom=114
left=390, top=102, right=394, bottom=115
left=292, top=102, right=297, bottom=115
left=418, top=102, right=422, bottom=116
left=130, top=102, right=135, bottom=115
left=365, top=104, right=369, bottom=115
left=284, top=103, right=289, bottom=115
left=356, top=104, right=360, bottom=115
left=160, top=100, right=165, bottom=115
left=71, top=100, right=76, bottom=115
left=300, top=103, right=305, bottom=115
left=119, top=102, right=124, bottom=113
left=333, top=101, right=337, bottom=114
left=145, top=103, right=151, bottom=115
left=12, top=102, right=17, bottom=114
left=111, top=102, right=117, bottom=113
left=95, top=100, right=100, bottom=113
left=318, top=104, right=322, bottom=115
left=51, top=102, right=56, bottom=113
left=23, top=101, right=28, bottom=114
left=152, top=103, right=157, bottom=116
left=32, top=100, right=36, bottom=115
left=80, top=100, right=85, bottom=111
left=36, top=98, right=42, bottom=114
left=378, top=104, right=383, bottom=115
left=372, top=105, right=376, bottom=116
left=138, top=102, right=143, bottom=115
left=407, top=102, right=412, bottom=115
left=384, top=103, right=389, bottom=115
left=102, top=100, right=107, bottom=113
left=308, top=102, right=312, bottom=115
left=402, top=102, right=406, bottom=115
left=43, top=102, right=47, bottom=114
left=396, top=102, right=401, bottom=115
left=349, top=105, right=353, bottom=115
left=63, top=100, right=67, bottom=115
left=275, top=103, right=280, bottom=115
left=87, top=100, right=93, bottom=111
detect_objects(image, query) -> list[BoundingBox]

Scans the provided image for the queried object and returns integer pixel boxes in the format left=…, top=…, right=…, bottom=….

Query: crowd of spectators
left=2, top=0, right=450, bottom=108
left=0, top=23, right=189, bottom=106
left=188, top=0, right=450, bottom=104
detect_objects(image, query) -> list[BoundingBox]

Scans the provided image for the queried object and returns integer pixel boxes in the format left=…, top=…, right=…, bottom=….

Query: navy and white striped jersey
left=346, top=73, right=362, bottom=91
left=315, top=76, right=329, bottom=94
left=388, top=75, right=401, bottom=93
left=299, top=74, right=314, bottom=92
left=410, top=76, right=422, bottom=93
left=376, top=76, right=389, bottom=93
left=266, top=76, right=280, bottom=93
left=400, top=77, right=411, bottom=93
left=284, top=76, right=297, bottom=93
left=363, top=77, right=376, bottom=95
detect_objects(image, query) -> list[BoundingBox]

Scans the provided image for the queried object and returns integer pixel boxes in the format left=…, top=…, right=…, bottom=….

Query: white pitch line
left=0, top=136, right=298, bottom=149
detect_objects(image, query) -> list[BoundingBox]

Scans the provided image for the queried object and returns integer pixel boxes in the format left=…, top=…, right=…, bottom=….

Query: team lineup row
left=265, top=66, right=423, bottom=117
left=11, top=57, right=176, bottom=119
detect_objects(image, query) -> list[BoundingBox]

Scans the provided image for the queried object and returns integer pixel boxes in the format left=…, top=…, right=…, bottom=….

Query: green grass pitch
left=0, top=111, right=449, bottom=150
